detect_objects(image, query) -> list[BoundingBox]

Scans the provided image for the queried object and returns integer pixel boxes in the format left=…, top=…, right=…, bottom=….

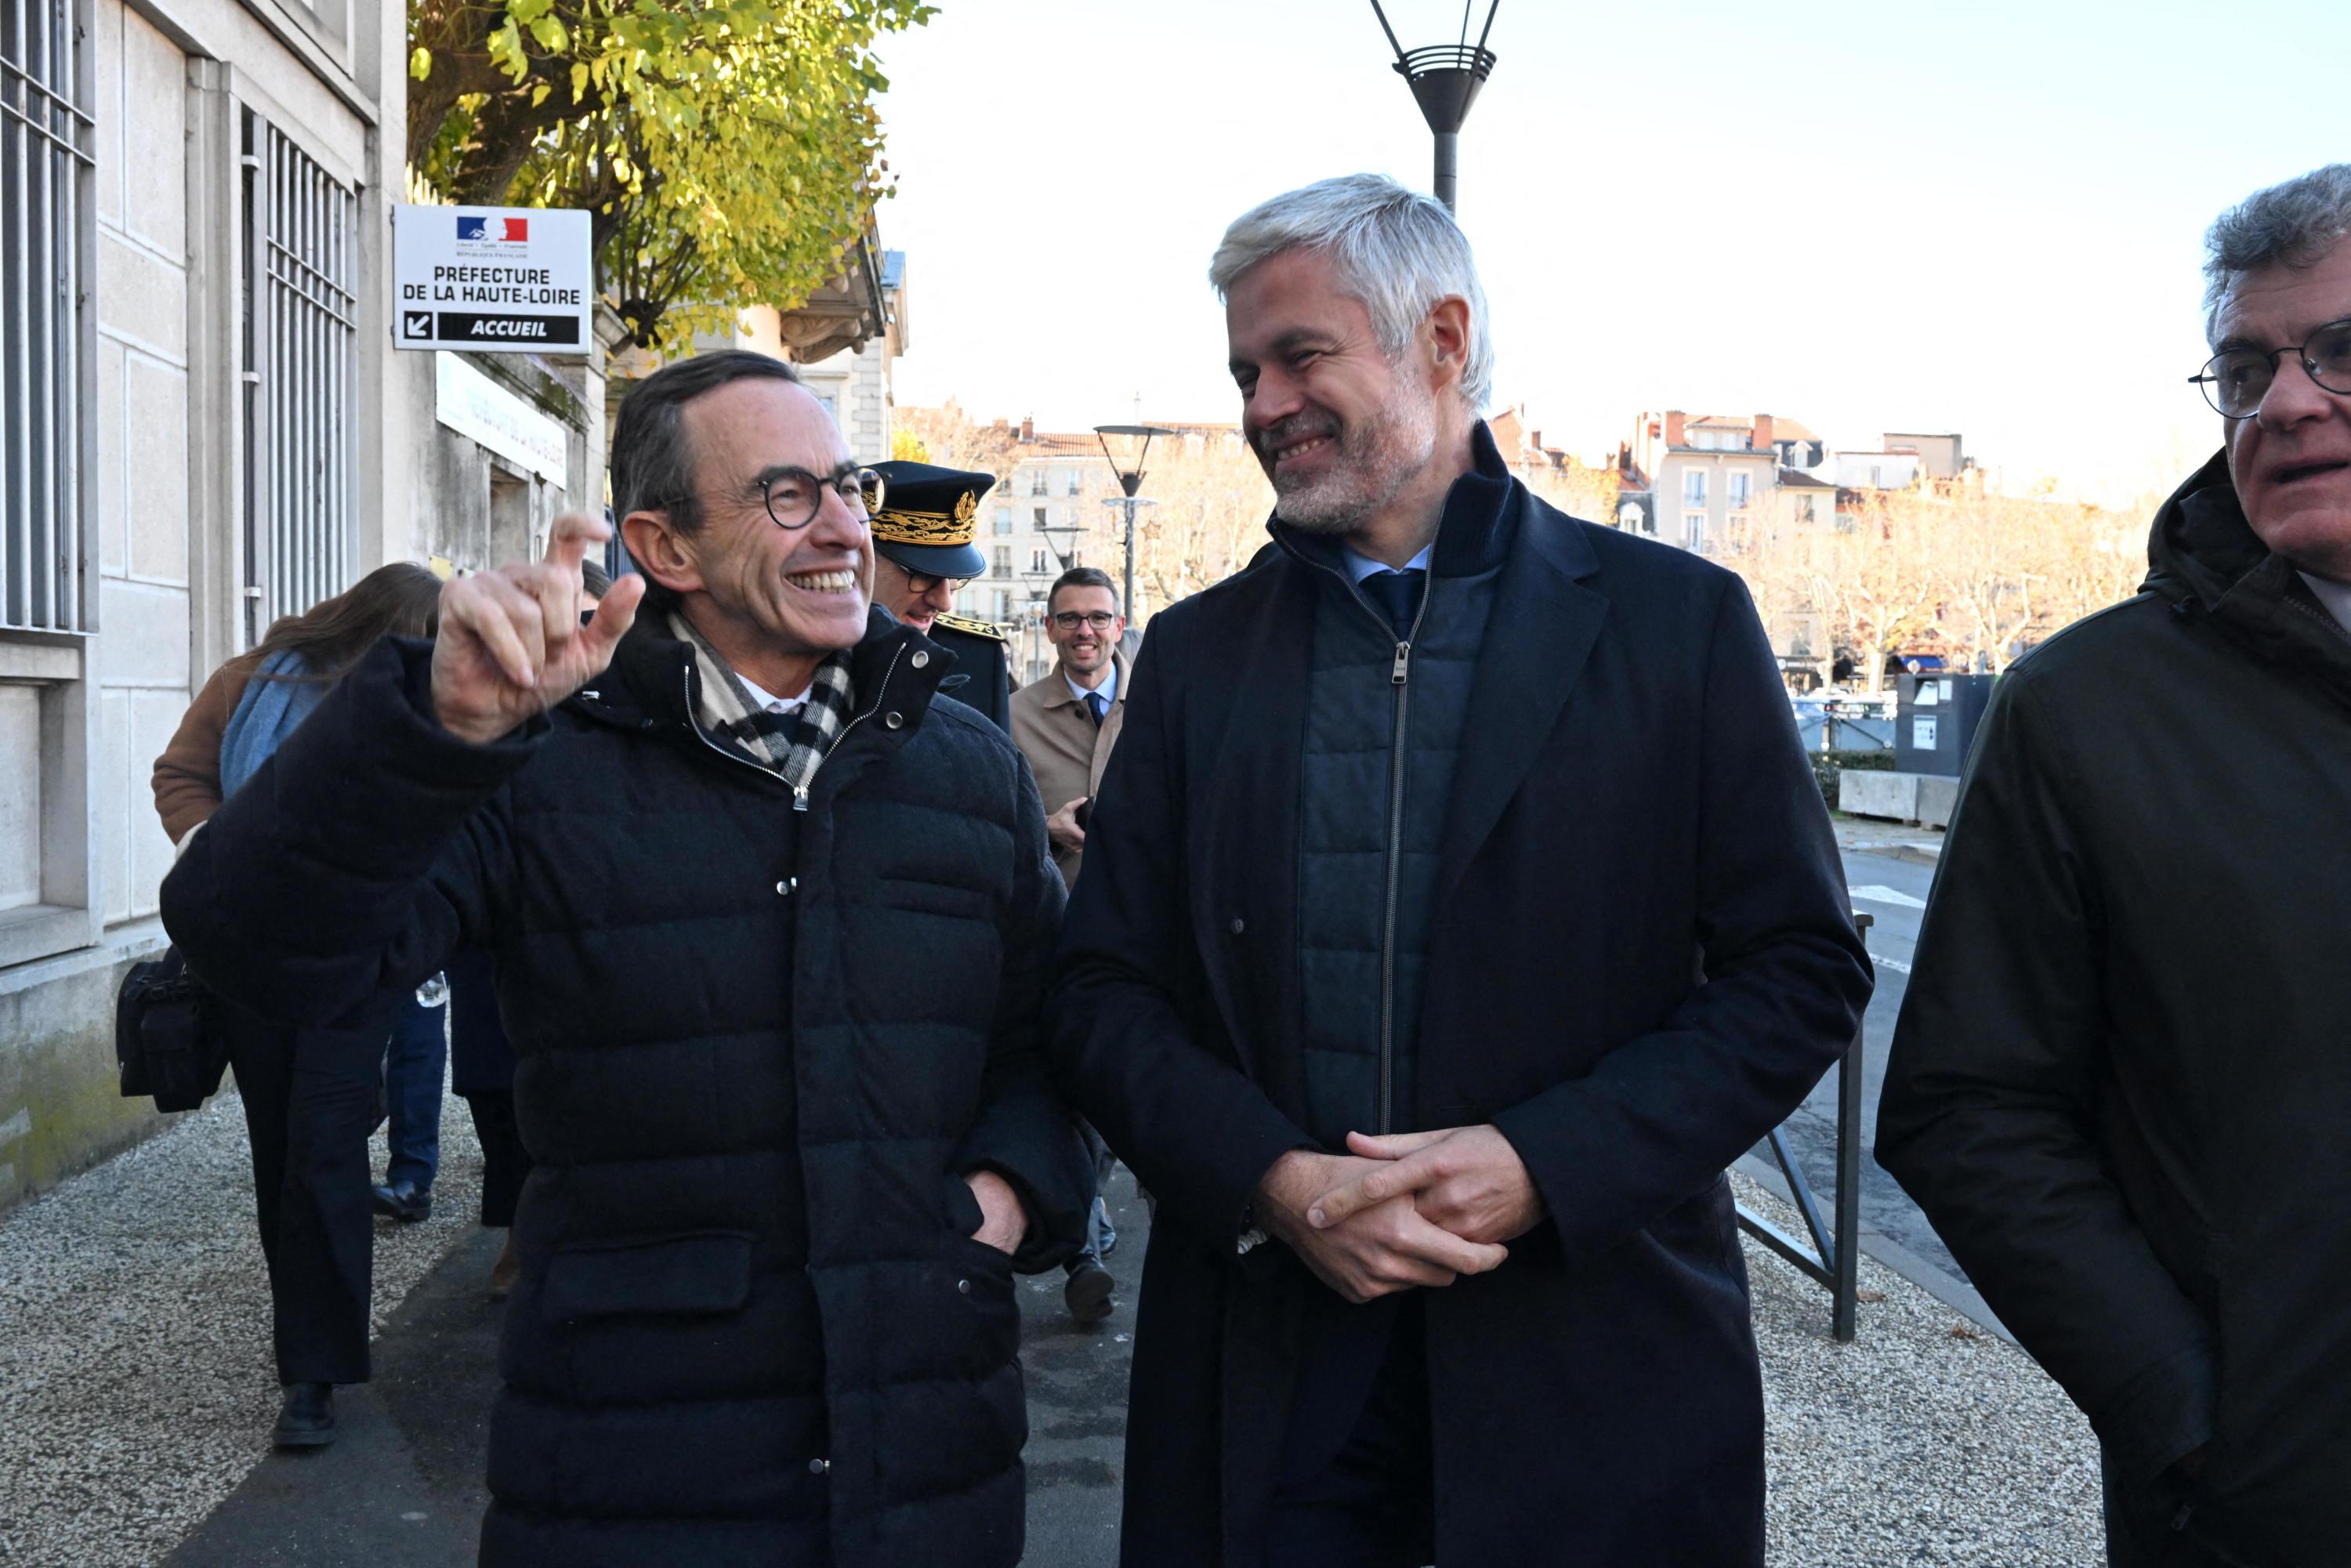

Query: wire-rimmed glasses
left=2189, top=319, right=2351, bottom=418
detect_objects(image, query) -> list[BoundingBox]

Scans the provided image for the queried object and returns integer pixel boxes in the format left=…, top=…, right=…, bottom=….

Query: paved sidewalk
left=0, top=1087, right=2103, bottom=1566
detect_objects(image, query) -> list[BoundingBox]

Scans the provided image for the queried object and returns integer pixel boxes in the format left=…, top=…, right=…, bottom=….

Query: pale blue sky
left=875, top=0, right=2344, bottom=501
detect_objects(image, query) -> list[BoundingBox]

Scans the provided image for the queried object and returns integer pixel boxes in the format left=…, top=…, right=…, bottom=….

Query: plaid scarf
left=669, top=611, right=856, bottom=802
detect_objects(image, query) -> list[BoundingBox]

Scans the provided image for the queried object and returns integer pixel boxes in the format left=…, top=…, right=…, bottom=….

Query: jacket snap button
left=1230, top=917, right=1246, bottom=936
left=911, top=650, right=929, bottom=669
left=774, top=880, right=792, bottom=896
left=956, top=1277, right=971, bottom=1295
left=809, top=1457, right=829, bottom=1476
left=885, top=712, right=904, bottom=730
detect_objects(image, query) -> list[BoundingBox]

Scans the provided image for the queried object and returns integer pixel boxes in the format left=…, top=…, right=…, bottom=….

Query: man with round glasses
left=1880, top=165, right=2351, bottom=1568
left=162, top=349, right=1093, bottom=1566
left=868, top=460, right=1017, bottom=730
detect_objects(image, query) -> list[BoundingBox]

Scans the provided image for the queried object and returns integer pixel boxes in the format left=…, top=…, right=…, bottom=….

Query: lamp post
left=1370, top=1, right=1500, bottom=214
left=1092, top=422, right=1172, bottom=618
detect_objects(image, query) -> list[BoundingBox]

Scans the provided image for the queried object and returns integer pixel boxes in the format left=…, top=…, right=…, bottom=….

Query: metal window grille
left=241, top=111, right=356, bottom=644
left=0, top=0, right=94, bottom=632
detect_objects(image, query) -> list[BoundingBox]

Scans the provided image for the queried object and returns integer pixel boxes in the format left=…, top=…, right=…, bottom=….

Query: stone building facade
left=0, top=0, right=607, bottom=1208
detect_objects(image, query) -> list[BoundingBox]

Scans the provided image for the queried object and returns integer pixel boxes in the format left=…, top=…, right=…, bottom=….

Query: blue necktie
left=1361, top=568, right=1426, bottom=642
left=1085, top=691, right=1108, bottom=728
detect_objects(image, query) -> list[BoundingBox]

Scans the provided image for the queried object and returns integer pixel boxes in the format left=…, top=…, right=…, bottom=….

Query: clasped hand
left=1254, top=1125, right=1543, bottom=1305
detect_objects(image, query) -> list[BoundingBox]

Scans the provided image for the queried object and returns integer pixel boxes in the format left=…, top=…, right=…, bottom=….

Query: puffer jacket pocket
left=538, top=1229, right=754, bottom=1324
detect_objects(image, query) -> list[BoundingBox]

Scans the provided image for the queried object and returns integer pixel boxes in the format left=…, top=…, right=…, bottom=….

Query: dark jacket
left=1047, top=460, right=1872, bottom=1566
left=1877, top=451, right=2351, bottom=1568
left=161, top=611, right=1092, bottom=1568
left=929, top=614, right=1015, bottom=731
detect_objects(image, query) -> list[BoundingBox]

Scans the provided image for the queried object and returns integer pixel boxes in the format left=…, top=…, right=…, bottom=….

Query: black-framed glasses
left=2190, top=318, right=2351, bottom=418
left=1052, top=610, right=1118, bottom=631
left=753, top=465, right=883, bottom=530
left=904, top=570, right=974, bottom=594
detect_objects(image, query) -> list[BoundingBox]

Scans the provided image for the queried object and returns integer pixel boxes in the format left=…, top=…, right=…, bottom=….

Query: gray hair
left=1209, top=173, right=1494, bottom=412
left=2204, top=164, right=2351, bottom=342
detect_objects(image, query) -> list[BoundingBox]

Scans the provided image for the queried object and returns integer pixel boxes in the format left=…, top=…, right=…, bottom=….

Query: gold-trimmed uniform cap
left=868, top=460, right=994, bottom=580
left=933, top=611, right=1007, bottom=643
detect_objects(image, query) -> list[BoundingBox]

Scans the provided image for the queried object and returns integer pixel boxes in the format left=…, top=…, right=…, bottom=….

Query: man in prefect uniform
left=868, top=461, right=1016, bottom=729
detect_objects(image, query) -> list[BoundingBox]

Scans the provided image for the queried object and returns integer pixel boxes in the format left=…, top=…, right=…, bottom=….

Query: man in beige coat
left=1010, top=566, right=1128, bottom=890
left=1010, top=564, right=1128, bottom=1324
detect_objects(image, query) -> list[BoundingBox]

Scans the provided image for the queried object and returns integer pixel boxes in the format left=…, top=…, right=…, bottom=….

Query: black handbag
left=115, top=947, right=230, bottom=1112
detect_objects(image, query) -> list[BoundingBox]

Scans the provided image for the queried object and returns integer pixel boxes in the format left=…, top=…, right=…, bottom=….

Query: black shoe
left=1064, top=1258, right=1115, bottom=1326
left=273, top=1382, right=336, bottom=1450
left=371, top=1179, right=431, bottom=1222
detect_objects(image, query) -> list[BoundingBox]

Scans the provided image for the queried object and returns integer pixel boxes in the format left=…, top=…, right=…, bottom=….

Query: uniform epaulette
left=933, top=613, right=1007, bottom=643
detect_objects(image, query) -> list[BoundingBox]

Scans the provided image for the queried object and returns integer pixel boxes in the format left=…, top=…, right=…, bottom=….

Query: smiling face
left=2215, top=239, right=2351, bottom=578
left=625, top=378, right=874, bottom=664
left=1045, top=583, right=1122, bottom=680
left=1225, top=248, right=1438, bottom=535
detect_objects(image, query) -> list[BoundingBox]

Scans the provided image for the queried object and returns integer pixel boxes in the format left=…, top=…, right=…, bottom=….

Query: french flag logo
left=458, top=215, right=528, bottom=243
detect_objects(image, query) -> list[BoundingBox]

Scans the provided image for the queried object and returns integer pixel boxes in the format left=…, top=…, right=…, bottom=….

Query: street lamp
left=1092, top=422, right=1172, bottom=619
left=1371, top=1, right=1500, bottom=214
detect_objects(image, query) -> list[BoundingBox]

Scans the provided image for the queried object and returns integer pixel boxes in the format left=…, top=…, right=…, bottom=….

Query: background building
left=0, top=0, right=615, bottom=1208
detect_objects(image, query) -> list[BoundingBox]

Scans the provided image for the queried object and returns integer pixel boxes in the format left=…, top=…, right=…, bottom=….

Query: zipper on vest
left=677, top=642, right=907, bottom=807
left=1364, top=581, right=1433, bottom=1136
left=682, top=668, right=796, bottom=795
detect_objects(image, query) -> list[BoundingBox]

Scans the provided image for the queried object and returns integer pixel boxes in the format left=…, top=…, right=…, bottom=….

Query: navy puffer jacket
left=163, top=610, right=1091, bottom=1567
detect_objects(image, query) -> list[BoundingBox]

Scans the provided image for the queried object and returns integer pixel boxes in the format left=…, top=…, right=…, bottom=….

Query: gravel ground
left=0, top=1091, right=2105, bottom=1567
left=1740, top=1171, right=2105, bottom=1564
left=0, top=1073, right=483, bottom=1568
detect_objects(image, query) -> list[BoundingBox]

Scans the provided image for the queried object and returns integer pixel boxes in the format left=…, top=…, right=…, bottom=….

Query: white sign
left=393, top=205, right=592, bottom=354
left=1911, top=717, right=1939, bottom=751
left=435, top=353, right=567, bottom=487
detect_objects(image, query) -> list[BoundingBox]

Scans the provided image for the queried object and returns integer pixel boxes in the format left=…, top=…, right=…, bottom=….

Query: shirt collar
left=1064, top=659, right=1118, bottom=708
left=735, top=671, right=813, bottom=713
left=2299, top=570, right=2351, bottom=632
left=1342, top=542, right=1434, bottom=583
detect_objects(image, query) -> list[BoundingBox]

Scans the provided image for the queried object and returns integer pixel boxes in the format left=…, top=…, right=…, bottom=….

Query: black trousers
left=462, top=1089, right=532, bottom=1228
left=1265, top=1295, right=1436, bottom=1568
left=223, top=1001, right=380, bottom=1386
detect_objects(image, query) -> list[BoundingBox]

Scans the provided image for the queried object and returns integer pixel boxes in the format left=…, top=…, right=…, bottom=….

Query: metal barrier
left=1734, top=910, right=1872, bottom=1343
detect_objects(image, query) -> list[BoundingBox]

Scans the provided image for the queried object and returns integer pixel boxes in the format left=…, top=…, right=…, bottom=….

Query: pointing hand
left=432, top=512, right=644, bottom=745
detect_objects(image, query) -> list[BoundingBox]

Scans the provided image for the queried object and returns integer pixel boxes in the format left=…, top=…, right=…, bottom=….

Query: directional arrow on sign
left=404, top=312, right=433, bottom=338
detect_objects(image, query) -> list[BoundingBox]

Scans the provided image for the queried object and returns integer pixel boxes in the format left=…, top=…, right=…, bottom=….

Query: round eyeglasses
left=2189, top=318, right=2351, bottom=418
left=754, top=466, right=884, bottom=530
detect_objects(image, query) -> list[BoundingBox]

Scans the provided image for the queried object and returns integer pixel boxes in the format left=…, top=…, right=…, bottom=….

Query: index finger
left=542, top=512, right=610, bottom=573
left=1392, top=1209, right=1509, bottom=1277
left=1309, top=1150, right=1443, bottom=1229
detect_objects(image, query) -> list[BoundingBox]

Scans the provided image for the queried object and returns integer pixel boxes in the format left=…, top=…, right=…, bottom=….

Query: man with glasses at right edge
left=1879, top=165, right=2351, bottom=1568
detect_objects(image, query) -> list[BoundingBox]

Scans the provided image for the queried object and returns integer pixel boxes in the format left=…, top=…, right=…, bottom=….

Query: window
left=993, top=589, right=1012, bottom=623
left=991, top=545, right=1011, bottom=578
left=1683, top=512, right=1707, bottom=551
left=1032, top=506, right=1048, bottom=530
left=0, top=0, right=97, bottom=964
left=1029, top=469, right=1048, bottom=495
left=1795, top=497, right=1817, bottom=526
left=1683, top=469, right=1707, bottom=506
left=1029, top=546, right=1049, bottom=574
left=1727, top=472, right=1751, bottom=509
left=2, top=0, right=96, bottom=634
left=1067, top=469, right=1082, bottom=496
left=242, top=112, right=360, bottom=644
left=994, top=507, right=1012, bottom=536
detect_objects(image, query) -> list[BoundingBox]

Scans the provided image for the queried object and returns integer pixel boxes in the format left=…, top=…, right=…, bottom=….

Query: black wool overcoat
left=1047, top=476, right=1874, bottom=1566
left=163, top=611, right=1092, bottom=1567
